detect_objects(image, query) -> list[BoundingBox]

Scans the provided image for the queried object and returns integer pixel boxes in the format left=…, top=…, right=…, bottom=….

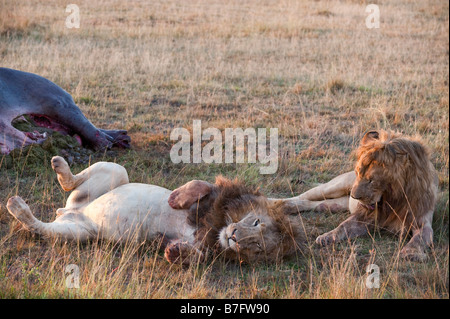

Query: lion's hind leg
left=313, top=197, right=350, bottom=213
left=52, top=156, right=129, bottom=210
left=278, top=172, right=355, bottom=213
left=298, top=171, right=356, bottom=201
left=6, top=196, right=96, bottom=241
left=282, top=196, right=349, bottom=213
left=51, top=156, right=81, bottom=191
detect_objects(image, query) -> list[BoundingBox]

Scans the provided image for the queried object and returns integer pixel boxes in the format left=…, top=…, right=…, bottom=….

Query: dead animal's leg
left=98, top=129, right=130, bottom=148
left=298, top=171, right=356, bottom=201
left=41, top=95, right=130, bottom=151
left=6, top=196, right=95, bottom=241
left=0, top=121, right=45, bottom=154
left=316, top=211, right=372, bottom=246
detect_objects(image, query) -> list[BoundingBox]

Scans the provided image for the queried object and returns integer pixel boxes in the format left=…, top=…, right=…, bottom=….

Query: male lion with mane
left=281, top=130, right=438, bottom=261
left=6, top=156, right=306, bottom=266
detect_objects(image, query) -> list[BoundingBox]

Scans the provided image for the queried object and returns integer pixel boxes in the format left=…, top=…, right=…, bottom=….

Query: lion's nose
left=230, top=228, right=237, bottom=242
left=350, top=191, right=362, bottom=200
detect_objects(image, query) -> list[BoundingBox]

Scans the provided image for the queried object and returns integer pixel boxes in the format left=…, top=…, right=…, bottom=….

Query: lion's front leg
left=164, top=240, right=205, bottom=267
left=316, top=212, right=371, bottom=246
left=54, top=156, right=129, bottom=211
left=399, top=214, right=434, bottom=262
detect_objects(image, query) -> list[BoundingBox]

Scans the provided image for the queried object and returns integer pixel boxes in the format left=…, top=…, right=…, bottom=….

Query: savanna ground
left=0, top=0, right=448, bottom=299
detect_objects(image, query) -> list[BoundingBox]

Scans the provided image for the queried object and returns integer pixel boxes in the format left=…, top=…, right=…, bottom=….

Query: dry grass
left=0, top=0, right=448, bottom=299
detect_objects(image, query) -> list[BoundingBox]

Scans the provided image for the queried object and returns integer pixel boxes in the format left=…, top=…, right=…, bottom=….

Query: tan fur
left=353, top=130, right=438, bottom=233
left=170, top=176, right=306, bottom=263
left=281, top=130, right=438, bottom=261
left=7, top=157, right=305, bottom=266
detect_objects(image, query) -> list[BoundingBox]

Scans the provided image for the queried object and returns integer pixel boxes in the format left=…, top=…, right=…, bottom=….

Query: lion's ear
left=168, top=180, right=213, bottom=209
left=361, top=130, right=380, bottom=145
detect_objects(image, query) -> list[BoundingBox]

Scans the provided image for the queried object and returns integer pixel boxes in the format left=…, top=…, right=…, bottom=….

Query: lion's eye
left=253, top=219, right=260, bottom=226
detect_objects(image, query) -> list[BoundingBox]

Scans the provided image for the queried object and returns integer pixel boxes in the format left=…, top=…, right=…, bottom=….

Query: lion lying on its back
left=6, top=156, right=305, bottom=265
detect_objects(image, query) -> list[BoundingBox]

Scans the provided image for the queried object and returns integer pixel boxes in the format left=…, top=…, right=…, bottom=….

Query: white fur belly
left=82, top=183, right=196, bottom=243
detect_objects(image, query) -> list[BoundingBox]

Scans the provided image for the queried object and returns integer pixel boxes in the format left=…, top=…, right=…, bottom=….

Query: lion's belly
left=82, top=183, right=196, bottom=243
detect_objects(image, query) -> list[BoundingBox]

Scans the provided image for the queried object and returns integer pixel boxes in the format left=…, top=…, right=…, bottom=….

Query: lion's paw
left=168, top=189, right=184, bottom=209
left=6, top=196, right=34, bottom=226
left=164, top=242, right=194, bottom=266
left=400, top=246, right=427, bottom=262
left=316, top=231, right=336, bottom=246
left=168, top=180, right=212, bottom=210
left=51, top=156, right=70, bottom=174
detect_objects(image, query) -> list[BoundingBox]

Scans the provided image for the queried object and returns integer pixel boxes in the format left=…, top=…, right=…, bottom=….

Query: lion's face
left=351, top=164, right=387, bottom=210
left=218, top=208, right=281, bottom=262
left=170, top=176, right=305, bottom=263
